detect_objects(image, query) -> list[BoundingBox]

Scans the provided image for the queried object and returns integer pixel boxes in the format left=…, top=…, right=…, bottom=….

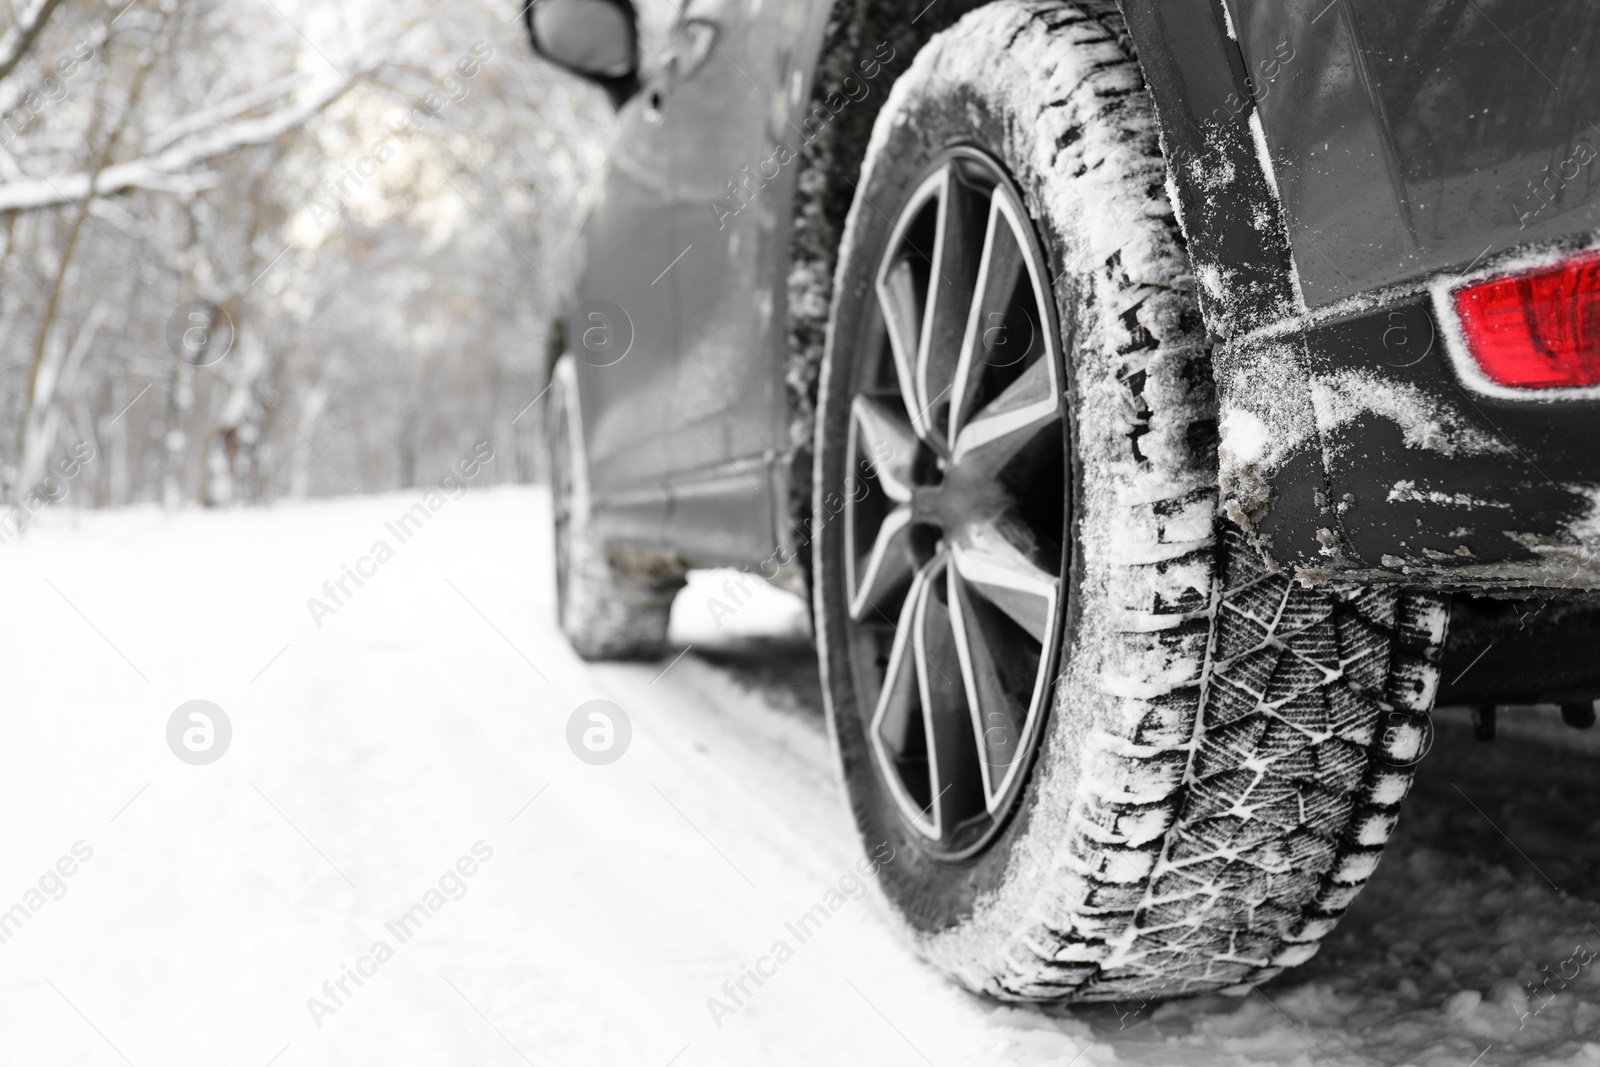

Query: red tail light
left=1452, top=250, right=1600, bottom=389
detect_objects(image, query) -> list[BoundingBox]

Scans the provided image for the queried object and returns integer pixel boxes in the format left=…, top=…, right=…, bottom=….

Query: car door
left=656, top=0, right=805, bottom=557
left=569, top=66, right=681, bottom=536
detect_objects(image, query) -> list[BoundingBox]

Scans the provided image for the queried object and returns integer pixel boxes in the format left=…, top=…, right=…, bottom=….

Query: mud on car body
left=526, top=0, right=1600, bottom=1001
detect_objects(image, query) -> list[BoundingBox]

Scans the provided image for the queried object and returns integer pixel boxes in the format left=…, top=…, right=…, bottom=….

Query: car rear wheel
left=812, top=0, right=1447, bottom=1001
left=549, top=355, right=683, bottom=660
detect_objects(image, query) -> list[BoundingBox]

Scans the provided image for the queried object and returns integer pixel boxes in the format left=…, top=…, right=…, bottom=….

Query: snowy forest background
left=0, top=0, right=624, bottom=509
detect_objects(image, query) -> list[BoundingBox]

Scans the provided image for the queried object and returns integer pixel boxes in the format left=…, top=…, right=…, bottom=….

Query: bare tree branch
left=145, top=71, right=303, bottom=153
left=0, top=0, right=67, bottom=84
left=0, top=61, right=376, bottom=213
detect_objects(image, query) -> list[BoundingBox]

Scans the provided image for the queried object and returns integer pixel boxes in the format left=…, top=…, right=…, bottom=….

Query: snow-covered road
left=3, top=486, right=1600, bottom=1067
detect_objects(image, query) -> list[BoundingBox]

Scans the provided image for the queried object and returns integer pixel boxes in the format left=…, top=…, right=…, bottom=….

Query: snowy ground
left=3, top=485, right=1600, bottom=1067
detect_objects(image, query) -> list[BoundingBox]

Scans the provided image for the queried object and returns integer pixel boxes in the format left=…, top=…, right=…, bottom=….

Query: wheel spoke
left=911, top=558, right=982, bottom=839
left=917, top=169, right=987, bottom=443
left=849, top=504, right=914, bottom=622
left=951, top=351, right=1060, bottom=470
left=849, top=395, right=917, bottom=502
left=870, top=567, right=924, bottom=757
left=950, top=191, right=1029, bottom=442
left=948, top=567, right=1028, bottom=808
left=868, top=565, right=934, bottom=836
left=877, top=257, right=925, bottom=433
left=949, top=519, right=1059, bottom=644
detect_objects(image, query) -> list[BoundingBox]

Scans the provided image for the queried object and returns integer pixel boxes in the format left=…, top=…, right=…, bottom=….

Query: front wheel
left=812, top=0, right=1446, bottom=1001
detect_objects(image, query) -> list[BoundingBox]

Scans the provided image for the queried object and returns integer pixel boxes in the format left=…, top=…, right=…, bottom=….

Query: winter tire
left=549, top=355, right=684, bottom=660
left=812, top=0, right=1448, bottom=1001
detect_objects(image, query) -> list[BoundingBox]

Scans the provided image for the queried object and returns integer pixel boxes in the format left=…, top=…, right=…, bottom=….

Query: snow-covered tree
left=0, top=0, right=611, bottom=506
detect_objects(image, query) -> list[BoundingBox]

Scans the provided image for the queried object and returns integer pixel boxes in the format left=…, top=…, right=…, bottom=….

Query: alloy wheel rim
left=843, top=147, right=1068, bottom=860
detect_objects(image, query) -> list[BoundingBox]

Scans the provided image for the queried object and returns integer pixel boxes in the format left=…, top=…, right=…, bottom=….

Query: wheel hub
left=910, top=461, right=1013, bottom=534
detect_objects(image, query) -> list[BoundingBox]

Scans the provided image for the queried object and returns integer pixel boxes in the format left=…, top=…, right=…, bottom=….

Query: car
left=524, top=0, right=1600, bottom=1002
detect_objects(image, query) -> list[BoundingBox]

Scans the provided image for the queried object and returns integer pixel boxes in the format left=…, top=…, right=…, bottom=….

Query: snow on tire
left=811, top=0, right=1448, bottom=1001
left=548, top=356, right=683, bottom=661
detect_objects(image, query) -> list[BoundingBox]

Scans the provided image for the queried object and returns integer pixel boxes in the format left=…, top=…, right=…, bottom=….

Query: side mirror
left=523, top=0, right=640, bottom=107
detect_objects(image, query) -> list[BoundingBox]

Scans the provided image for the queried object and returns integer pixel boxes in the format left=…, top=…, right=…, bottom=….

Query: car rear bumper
left=1118, top=0, right=1600, bottom=592
left=1218, top=250, right=1600, bottom=593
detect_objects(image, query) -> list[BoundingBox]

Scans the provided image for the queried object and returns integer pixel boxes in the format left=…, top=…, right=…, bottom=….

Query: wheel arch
left=782, top=0, right=1170, bottom=552
left=780, top=0, right=1006, bottom=548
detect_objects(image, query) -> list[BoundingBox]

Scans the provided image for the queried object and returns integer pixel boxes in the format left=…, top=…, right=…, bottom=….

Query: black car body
left=543, top=0, right=1600, bottom=680
left=528, top=0, right=1600, bottom=1001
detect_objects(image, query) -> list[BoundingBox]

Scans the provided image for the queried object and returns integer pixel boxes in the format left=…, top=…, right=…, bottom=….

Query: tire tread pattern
left=858, top=0, right=1447, bottom=1001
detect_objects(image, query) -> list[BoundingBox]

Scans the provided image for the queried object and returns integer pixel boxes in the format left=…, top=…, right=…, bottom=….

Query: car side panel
left=1125, top=0, right=1600, bottom=590
left=572, top=82, right=681, bottom=544
left=1232, top=0, right=1600, bottom=307
left=664, top=0, right=794, bottom=469
left=655, top=0, right=828, bottom=565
